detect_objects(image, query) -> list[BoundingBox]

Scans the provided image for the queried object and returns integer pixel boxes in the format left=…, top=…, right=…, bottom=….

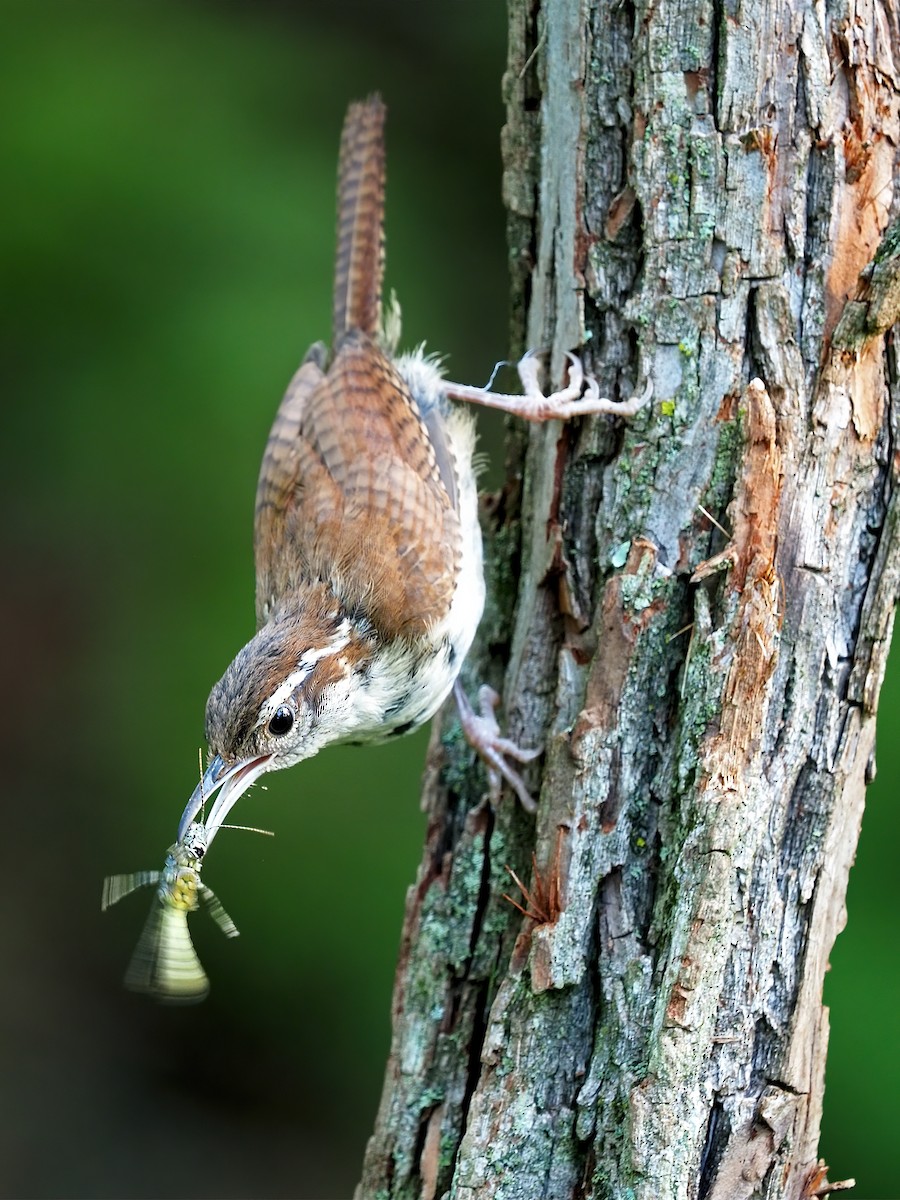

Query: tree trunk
left=357, top=0, right=900, bottom=1196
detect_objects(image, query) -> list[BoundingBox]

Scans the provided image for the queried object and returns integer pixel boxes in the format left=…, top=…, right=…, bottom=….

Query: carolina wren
left=176, top=96, right=649, bottom=842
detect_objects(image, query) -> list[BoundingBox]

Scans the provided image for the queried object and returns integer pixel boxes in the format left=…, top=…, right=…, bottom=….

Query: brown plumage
left=200, top=94, right=481, bottom=777
left=253, top=98, right=462, bottom=647
left=332, top=95, right=386, bottom=340
left=180, top=92, right=616, bottom=857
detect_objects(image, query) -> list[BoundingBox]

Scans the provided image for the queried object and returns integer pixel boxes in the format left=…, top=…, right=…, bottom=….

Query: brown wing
left=255, top=332, right=461, bottom=639
left=256, top=98, right=458, bottom=638
left=254, top=347, right=327, bottom=626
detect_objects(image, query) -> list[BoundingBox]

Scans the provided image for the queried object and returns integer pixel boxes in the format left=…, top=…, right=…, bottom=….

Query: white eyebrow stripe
left=255, top=621, right=351, bottom=726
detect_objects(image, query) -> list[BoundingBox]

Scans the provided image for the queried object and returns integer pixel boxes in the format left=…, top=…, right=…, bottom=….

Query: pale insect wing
left=101, top=871, right=160, bottom=911
left=123, top=898, right=210, bottom=1004
left=198, top=884, right=240, bottom=939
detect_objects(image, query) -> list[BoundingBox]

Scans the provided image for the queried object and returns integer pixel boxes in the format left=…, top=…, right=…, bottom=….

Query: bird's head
left=177, top=598, right=369, bottom=842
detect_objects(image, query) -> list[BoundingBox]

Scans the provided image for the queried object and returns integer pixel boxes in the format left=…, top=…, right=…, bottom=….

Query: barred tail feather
left=332, top=95, right=386, bottom=341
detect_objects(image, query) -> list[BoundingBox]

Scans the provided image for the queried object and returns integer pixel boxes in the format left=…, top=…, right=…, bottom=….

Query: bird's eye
left=268, top=706, right=294, bottom=736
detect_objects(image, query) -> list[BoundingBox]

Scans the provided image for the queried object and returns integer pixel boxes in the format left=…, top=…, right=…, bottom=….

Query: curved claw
left=562, top=351, right=584, bottom=395
left=583, top=373, right=601, bottom=402
left=515, top=350, right=542, bottom=397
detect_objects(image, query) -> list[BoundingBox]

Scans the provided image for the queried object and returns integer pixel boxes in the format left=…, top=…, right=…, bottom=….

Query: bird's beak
left=177, top=753, right=273, bottom=845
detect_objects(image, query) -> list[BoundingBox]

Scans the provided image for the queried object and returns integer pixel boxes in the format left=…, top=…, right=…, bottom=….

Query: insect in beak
left=177, top=754, right=273, bottom=844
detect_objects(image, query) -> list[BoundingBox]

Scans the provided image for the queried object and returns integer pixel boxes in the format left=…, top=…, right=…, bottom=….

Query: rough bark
left=357, top=0, right=900, bottom=1197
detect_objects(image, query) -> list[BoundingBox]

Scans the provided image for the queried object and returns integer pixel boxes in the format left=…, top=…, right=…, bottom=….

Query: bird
left=176, top=95, right=649, bottom=844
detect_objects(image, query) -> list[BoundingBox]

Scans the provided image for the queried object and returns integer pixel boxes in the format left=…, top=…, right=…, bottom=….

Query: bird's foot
left=443, top=351, right=652, bottom=422
left=454, top=681, right=541, bottom=813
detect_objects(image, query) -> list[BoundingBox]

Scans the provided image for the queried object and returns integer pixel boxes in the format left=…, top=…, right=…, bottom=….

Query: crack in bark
left=698, top=1097, right=728, bottom=1199
left=457, top=980, right=491, bottom=1155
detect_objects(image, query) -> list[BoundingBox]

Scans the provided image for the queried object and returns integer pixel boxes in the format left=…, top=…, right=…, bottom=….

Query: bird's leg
left=454, top=681, right=541, bottom=814
left=443, top=351, right=652, bottom=422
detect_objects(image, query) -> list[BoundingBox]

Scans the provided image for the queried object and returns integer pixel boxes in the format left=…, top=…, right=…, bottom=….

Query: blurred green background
left=1, top=3, right=895, bottom=1197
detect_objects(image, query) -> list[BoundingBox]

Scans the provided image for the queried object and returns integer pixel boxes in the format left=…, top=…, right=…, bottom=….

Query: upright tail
left=332, top=95, right=386, bottom=342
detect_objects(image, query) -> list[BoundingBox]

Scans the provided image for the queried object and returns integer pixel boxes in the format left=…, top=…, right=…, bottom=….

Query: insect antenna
left=218, top=824, right=275, bottom=838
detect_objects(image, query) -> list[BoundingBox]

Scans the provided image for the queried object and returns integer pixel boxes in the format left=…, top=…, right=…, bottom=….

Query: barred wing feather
left=199, top=884, right=239, bottom=938
left=101, top=871, right=160, bottom=911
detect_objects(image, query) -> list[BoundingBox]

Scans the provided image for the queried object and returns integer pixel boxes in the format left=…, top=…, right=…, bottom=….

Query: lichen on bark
left=356, top=0, right=900, bottom=1196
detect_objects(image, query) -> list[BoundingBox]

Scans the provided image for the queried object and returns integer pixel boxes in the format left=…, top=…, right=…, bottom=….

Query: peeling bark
left=356, top=0, right=900, bottom=1196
